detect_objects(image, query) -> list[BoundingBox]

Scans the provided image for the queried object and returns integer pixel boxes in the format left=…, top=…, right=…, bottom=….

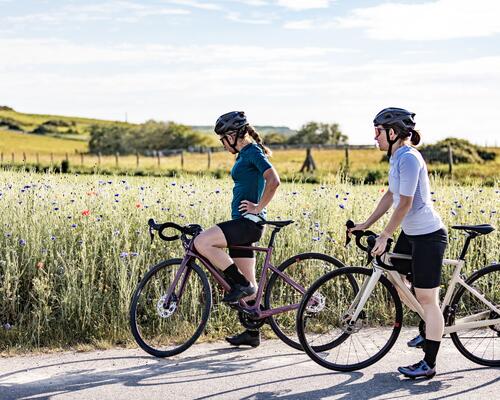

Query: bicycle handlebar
left=148, top=219, right=203, bottom=243
left=345, top=220, right=393, bottom=267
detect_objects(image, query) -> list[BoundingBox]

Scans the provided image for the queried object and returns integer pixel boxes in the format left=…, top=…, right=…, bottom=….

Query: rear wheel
left=130, top=258, right=212, bottom=357
left=449, top=264, right=500, bottom=367
left=264, top=253, right=347, bottom=350
left=297, top=267, right=403, bottom=371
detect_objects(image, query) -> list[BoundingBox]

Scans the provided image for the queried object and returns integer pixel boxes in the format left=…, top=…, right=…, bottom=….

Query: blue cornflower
left=71, top=224, right=77, bottom=228
left=339, top=204, right=345, bottom=209
left=19, top=239, right=26, bottom=246
left=120, top=252, right=129, bottom=258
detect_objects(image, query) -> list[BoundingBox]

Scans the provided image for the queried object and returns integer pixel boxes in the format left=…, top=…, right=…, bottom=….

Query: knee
left=193, top=235, right=211, bottom=254
left=416, top=293, right=436, bottom=306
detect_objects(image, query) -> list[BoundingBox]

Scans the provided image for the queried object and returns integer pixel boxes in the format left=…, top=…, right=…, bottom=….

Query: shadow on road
left=0, top=345, right=498, bottom=400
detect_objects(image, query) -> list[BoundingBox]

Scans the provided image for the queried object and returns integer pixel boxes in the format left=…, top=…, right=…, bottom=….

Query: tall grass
left=0, top=171, right=498, bottom=351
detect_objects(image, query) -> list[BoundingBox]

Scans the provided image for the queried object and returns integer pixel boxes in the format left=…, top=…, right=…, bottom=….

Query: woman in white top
left=350, top=108, right=448, bottom=379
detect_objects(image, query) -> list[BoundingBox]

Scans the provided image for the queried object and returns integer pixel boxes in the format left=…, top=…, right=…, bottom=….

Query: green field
left=1, top=108, right=499, bottom=185
left=0, top=170, right=498, bottom=352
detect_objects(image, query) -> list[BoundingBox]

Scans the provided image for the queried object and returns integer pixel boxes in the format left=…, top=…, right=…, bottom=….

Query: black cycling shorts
left=217, top=217, right=264, bottom=259
left=390, top=228, right=448, bottom=289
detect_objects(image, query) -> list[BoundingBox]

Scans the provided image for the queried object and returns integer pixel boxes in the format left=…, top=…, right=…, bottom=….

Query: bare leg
left=193, top=226, right=233, bottom=270
left=415, top=287, right=443, bottom=341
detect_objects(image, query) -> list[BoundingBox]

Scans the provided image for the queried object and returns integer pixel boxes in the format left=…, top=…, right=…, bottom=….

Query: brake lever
left=148, top=218, right=156, bottom=243
left=345, top=220, right=355, bottom=247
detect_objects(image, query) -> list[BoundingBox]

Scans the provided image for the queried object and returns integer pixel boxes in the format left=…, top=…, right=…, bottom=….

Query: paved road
left=1, top=329, right=498, bottom=400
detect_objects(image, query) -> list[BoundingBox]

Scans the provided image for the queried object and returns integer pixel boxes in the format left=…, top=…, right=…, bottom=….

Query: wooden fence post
left=115, top=152, right=119, bottom=168
left=300, top=147, right=316, bottom=172
left=136, top=152, right=140, bottom=168
left=50, top=153, right=54, bottom=165
left=65, top=153, right=69, bottom=162
left=207, top=149, right=211, bottom=170
left=98, top=152, right=102, bottom=166
left=22, top=152, right=26, bottom=164
left=448, top=144, right=453, bottom=174
left=36, top=153, right=40, bottom=165
left=11, top=153, right=14, bottom=164
left=157, top=151, right=161, bottom=167
left=180, top=151, right=184, bottom=170
left=0, top=152, right=3, bottom=164
left=80, top=153, right=84, bottom=166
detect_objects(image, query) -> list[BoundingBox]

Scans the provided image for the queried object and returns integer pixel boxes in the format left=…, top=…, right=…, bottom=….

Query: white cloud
left=283, top=19, right=315, bottom=29
left=225, top=12, right=272, bottom=24
left=4, top=1, right=190, bottom=24
left=336, top=0, right=500, bottom=40
left=276, top=0, right=331, bottom=11
left=166, top=0, right=222, bottom=11
left=1, top=37, right=499, bottom=145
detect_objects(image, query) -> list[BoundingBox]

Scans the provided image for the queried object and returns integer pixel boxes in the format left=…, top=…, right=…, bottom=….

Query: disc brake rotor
left=306, top=293, right=326, bottom=313
left=156, top=293, right=178, bottom=318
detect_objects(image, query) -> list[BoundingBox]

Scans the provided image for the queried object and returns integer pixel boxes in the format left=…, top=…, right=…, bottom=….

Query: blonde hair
left=245, top=125, right=272, bottom=156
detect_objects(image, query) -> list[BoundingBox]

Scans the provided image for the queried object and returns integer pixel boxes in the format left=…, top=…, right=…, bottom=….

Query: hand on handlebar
left=371, top=233, right=390, bottom=256
left=348, top=221, right=370, bottom=234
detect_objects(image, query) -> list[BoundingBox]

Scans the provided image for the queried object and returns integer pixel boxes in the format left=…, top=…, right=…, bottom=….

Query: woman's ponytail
left=409, top=128, right=421, bottom=146
left=246, top=125, right=272, bottom=156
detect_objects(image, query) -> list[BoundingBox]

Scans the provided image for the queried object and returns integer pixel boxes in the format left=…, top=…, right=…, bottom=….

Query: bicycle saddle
left=258, top=220, right=294, bottom=228
left=451, top=224, right=495, bottom=235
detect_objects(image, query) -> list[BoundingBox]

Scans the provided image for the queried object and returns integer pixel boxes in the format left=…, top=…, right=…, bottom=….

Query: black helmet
left=373, top=107, right=416, bottom=130
left=214, top=111, right=248, bottom=136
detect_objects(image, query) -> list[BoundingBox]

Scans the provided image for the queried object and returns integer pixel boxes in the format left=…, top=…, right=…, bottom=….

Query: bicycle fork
left=346, top=267, right=383, bottom=323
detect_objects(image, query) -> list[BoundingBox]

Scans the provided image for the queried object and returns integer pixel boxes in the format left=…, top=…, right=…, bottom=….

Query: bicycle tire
left=264, top=252, right=347, bottom=351
left=130, top=258, right=212, bottom=357
left=297, top=266, right=403, bottom=371
left=449, top=263, right=500, bottom=367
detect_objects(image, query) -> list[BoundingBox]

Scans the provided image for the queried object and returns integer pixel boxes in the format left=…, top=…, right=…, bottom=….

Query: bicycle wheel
left=264, top=252, right=346, bottom=351
left=449, top=263, right=500, bottom=367
left=130, top=258, right=212, bottom=357
left=297, top=267, right=403, bottom=371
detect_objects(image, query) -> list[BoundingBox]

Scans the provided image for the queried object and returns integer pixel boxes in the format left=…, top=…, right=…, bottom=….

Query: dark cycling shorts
left=390, top=228, right=448, bottom=289
left=217, top=217, right=264, bottom=259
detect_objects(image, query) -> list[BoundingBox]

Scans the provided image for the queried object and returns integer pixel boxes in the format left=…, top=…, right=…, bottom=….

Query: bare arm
left=372, top=194, right=413, bottom=255
left=239, top=167, right=281, bottom=215
left=350, top=189, right=393, bottom=231
left=364, top=190, right=394, bottom=228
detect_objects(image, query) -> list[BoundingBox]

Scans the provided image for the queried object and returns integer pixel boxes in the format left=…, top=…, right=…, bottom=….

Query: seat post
left=268, top=228, right=281, bottom=248
left=459, top=232, right=477, bottom=260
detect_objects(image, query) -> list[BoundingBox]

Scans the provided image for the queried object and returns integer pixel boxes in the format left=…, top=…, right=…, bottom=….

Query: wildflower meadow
left=0, top=170, right=498, bottom=351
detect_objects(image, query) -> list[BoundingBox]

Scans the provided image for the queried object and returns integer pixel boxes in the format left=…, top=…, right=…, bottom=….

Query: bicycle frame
left=163, top=239, right=309, bottom=320
left=348, top=252, right=500, bottom=334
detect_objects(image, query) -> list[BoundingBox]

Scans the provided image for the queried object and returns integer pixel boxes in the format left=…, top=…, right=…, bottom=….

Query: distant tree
left=89, top=124, right=132, bottom=154
left=263, top=132, right=287, bottom=144
left=288, top=122, right=347, bottom=145
left=88, top=120, right=218, bottom=154
left=420, top=138, right=496, bottom=164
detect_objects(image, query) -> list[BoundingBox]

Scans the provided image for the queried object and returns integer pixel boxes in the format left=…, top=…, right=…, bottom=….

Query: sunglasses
left=219, top=131, right=237, bottom=144
left=374, top=127, right=387, bottom=138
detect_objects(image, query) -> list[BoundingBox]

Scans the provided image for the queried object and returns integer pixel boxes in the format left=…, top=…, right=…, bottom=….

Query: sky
left=1, top=0, right=500, bottom=145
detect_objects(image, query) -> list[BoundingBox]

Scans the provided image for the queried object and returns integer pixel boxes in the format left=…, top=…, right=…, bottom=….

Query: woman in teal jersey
left=194, top=111, right=280, bottom=347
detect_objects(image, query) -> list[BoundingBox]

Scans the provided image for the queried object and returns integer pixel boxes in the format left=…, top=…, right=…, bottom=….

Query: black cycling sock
left=423, top=339, right=441, bottom=368
left=224, top=264, right=249, bottom=286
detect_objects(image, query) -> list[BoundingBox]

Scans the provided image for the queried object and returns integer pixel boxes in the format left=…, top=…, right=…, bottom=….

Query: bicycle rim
left=264, top=253, right=346, bottom=351
left=130, top=259, right=212, bottom=357
left=449, top=264, right=500, bottom=367
left=297, top=267, right=403, bottom=371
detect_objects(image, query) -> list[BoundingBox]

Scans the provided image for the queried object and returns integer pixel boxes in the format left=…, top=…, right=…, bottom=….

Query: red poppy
left=135, top=203, right=142, bottom=208
left=82, top=210, right=90, bottom=216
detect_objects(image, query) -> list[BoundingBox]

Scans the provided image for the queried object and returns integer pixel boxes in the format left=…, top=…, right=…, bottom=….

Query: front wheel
left=449, top=264, right=500, bottom=367
left=264, top=252, right=346, bottom=351
left=297, top=267, right=403, bottom=371
left=130, top=258, right=212, bottom=357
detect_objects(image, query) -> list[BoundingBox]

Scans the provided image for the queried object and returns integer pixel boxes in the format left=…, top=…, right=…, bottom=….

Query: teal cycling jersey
left=230, top=143, right=272, bottom=220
